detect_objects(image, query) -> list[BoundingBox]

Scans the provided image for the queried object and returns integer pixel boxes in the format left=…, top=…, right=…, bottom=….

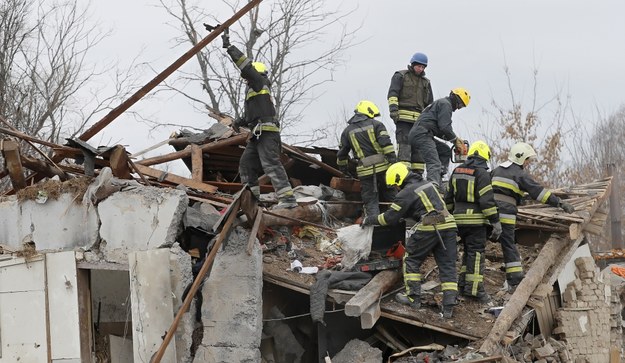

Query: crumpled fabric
left=310, top=270, right=372, bottom=325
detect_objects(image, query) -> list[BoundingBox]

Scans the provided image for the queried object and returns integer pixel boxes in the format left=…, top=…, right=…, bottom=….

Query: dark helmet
left=410, top=52, right=428, bottom=66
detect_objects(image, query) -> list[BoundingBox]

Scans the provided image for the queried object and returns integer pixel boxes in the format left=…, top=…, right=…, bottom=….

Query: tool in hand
left=451, top=139, right=470, bottom=163
left=203, top=23, right=221, bottom=32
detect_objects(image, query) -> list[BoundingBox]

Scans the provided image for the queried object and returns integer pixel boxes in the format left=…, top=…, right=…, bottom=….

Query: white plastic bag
left=334, top=224, right=374, bottom=270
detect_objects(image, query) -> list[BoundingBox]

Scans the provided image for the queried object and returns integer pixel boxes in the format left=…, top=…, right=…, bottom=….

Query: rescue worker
left=492, top=142, right=576, bottom=288
left=408, top=88, right=470, bottom=189
left=362, top=163, right=459, bottom=318
left=445, top=140, right=501, bottom=303
left=337, top=100, right=397, bottom=217
left=387, top=52, right=433, bottom=173
left=222, top=29, right=297, bottom=209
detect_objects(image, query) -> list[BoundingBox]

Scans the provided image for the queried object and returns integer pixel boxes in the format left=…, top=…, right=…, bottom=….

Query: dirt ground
left=261, top=224, right=542, bottom=339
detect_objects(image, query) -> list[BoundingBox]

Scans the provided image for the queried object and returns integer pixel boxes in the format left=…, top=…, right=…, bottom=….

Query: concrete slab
left=98, top=187, right=187, bottom=262
left=129, top=249, right=176, bottom=363
left=109, top=335, right=133, bottom=363
left=0, top=194, right=98, bottom=251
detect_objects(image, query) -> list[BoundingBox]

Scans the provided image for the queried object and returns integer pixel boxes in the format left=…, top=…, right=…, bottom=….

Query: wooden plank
left=136, top=133, right=248, bottom=166
left=133, top=164, right=217, bottom=193
left=78, top=0, right=262, bottom=142
left=282, top=144, right=346, bottom=177
left=345, top=270, right=401, bottom=316
left=330, top=177, right=361, bottom=193
left=191, top=144, right=203, bottom=182
left=1, top=140, right=26, bottom=190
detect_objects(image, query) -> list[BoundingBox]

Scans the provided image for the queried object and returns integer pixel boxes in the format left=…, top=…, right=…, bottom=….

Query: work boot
left=273, top=196, right=298, bottom=210
left=477, top=293, right=491, bottom=304
left=395, top=292, right=421, bottom=309
left=442, top=305, right=454, bottom=319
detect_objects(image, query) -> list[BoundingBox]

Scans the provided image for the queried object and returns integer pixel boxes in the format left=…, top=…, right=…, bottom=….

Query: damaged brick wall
left=553, top=256, right=617, bottom=361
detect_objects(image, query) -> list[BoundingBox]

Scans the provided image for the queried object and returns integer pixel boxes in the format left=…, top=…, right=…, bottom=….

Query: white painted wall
left=0, top=252, right=83, bottom=363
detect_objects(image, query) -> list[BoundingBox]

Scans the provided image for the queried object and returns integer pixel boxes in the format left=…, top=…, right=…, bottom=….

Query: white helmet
left=508, top=142, right=537, bottom=165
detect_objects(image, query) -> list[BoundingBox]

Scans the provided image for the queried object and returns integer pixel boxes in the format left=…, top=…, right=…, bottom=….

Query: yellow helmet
left=508, top=142, right=537, bottom=165
left=355, top=100, right=381, bottom=118
left=468, top=140, right=491, bottom=161
left=451, top=87, right=471, bottom=107
left=252, top=62, right=267, bottom=74
left=386, top=162, right=410, bottom=186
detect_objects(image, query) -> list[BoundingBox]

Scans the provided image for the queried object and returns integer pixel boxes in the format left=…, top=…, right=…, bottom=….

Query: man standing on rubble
left=221, top=29, right=297, bottom=209
left=445, top=141, right=501, bottom=303
left=337, top=100, right=398, bottom=217
left=491, top=142, right=576, bottom=289
left=408, top=88, right=470, bottom=190
left=361, top=162, right=458, bottom=319
left=387, top=52, right=433, bottom=173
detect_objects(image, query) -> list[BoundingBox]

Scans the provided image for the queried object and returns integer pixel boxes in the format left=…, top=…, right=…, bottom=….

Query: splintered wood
left=515, top=178, right=611, bottom=239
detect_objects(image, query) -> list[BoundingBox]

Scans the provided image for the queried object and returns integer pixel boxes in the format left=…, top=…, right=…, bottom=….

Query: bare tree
left=0, top=0, right=140, bottom=151
left=155, top=0, right=358, bottom=143
left=480, top=61, right=577, bottom=187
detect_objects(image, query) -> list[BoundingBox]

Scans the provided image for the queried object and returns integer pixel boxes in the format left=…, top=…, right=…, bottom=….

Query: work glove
left=360, top=215, right=376, bottom=228
left=454, top=137, right=468, bottom=155
left=559, top=201, right=575, bottom=214
left=489, top=221, right=502, bottom=241
left=390, top=110, right=399, bottom=123
left=386, top=153, right=397, bottom=164
left=221, top=28, right=231, bottom=49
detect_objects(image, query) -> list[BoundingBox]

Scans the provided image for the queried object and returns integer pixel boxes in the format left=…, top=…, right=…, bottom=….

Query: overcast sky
left=88, top=0, right=625, bottom=173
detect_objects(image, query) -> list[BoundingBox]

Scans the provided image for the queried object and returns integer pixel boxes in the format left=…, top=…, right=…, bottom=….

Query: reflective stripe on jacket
left=444, top=157, right=499, bottom=226
left=491, top=161, right=561, bottom=223
left=336, top=113, right=397, bottom=177
left=387, top=68, right=433, bottom=123
left=226, top=45, right=278, bottom=129
left=370, top=173, right=457, bottom=231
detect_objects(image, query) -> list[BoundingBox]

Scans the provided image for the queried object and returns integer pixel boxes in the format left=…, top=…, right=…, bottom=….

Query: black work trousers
left=409, top=126, right=452, bottom=187
left=403, top=229, right=458, bottom=305
left=360, top=171, right=397, bottom=217
left=500, top=222, right=524, bottom=286
left=239, top=131, right=294, bottom=201
left=396, top=121, right=424, bottom=172
left=458, top=226, right=488, bottom=298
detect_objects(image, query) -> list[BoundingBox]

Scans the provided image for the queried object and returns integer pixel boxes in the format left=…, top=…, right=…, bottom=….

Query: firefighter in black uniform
left=362, top=163, right=459, bottom=318
left=445, top=141, right=501, bottom=302
left=408, top=88, right=470, bottom=189
left=337, top=100, right=397, bottom=217
left=491, top=142, right=576, bottom=288
left=222, top=30, right=297, bottom=209
left=387, top=52, right=433, bottom=173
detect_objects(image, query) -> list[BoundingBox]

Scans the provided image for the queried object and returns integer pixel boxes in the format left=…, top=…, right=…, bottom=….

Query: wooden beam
left=360, top=301, right=381, bottom=329
left=78, top=0, right=263, bottom=142
left=22, top=155, right=69, bottom=180
left=262, top=202, right=356, bottom=227
left=191, top=144, right=203, bottom=182
left=133, top=164, right=217, bottom=194
left=108, top=145, right=132, bottom=179
left=330, top=177, right=361, bottom=193
left=345, top=270, right=401, bottom=317
left=282, top=144, right=346, bottom=177
left=136, top=133, right=248, bottom=166
left=1, top=140, right=26, bottom=190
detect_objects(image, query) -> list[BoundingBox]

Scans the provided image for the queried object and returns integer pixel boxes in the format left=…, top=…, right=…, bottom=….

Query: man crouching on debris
left=361, top=162, right=459, bottom=318
left=221, top=28, right=297, bottom=209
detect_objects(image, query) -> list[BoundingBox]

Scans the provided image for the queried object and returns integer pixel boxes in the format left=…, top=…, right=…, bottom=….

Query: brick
left=534, top=344, right=556, bottom=358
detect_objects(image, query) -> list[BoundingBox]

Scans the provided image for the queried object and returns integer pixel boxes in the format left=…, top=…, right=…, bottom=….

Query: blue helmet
left=410, top=52, right=428, bottom=66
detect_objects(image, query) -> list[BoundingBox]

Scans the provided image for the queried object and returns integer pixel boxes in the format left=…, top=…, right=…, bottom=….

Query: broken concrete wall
left=98, top=187, right=187, bottom=263
left=170, top=244, right=195, bottom=363
left=554, top=256, right=612, bottom=361
left=194, top=226, right=263, bottom=362
left=0, top=194, right=98, bottom=250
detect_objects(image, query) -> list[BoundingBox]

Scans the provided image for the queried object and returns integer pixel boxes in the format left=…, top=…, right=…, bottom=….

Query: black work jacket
left=336, top=113, right=397, bottom=177
left=411, top=96, right=458, bottom=141
left=370, top=173, right=456, bottom=232
left=444, top=157, right=499, bottom=226
left=491, top=161, right=561, bottom=223
left=226, top=45, right=278, bottom=128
